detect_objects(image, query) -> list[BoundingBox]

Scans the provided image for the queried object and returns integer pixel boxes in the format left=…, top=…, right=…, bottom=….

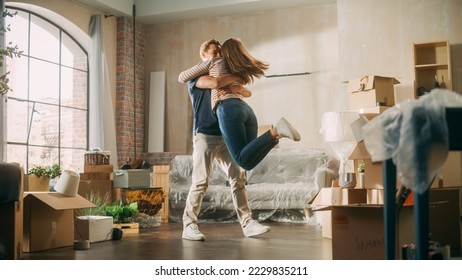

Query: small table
left=383, top=107, right=462, bottom=259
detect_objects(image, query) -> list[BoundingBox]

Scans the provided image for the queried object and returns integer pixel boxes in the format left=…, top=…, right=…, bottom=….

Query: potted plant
left=105, top=200, right=138, bottom=224
left=27, top=164, right=61, bottom=191
left=105, top=200, right=140, bottom=234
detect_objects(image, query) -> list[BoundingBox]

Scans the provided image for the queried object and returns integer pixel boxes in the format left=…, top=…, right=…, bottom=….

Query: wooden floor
left=22, top=222, right=333, bottom=260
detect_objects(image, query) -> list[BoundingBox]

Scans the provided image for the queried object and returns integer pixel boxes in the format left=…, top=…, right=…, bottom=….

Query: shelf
left=413, top=40, right=452, bottom=97
left=414, top=64, right=449, bottom=70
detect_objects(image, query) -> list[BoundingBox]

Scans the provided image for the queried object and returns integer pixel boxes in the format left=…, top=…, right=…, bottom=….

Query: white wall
left=145, top=3, right=341, bottom=153
left=146, top=0, right=462, bottom=154
left=338, top=0, right=462, bottom=99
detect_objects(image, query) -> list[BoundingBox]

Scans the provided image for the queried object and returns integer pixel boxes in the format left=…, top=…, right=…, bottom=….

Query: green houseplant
left=27, top=164, right=61, bottom=191
left=104, top=200, right=138, bottom=224
left=1, top=9, right=23, bottom=98
left=75, top=190, right=112, bottom=217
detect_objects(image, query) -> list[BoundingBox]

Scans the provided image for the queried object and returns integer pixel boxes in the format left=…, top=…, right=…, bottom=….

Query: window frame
left=5, top=5, right=90, bottom=172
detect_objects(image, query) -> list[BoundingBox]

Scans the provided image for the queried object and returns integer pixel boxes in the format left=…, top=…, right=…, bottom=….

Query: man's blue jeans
left=216, top=98, right=278, bottom=170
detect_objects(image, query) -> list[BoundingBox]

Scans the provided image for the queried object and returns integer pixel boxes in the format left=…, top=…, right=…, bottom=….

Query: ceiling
left=78, top=0, right=336, bottom=25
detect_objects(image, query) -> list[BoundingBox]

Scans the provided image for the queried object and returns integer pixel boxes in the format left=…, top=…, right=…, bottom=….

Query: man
left=181, top=39, right=270, bottom=241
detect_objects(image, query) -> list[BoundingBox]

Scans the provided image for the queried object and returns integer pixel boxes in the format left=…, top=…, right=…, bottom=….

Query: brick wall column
left=116, top=17, right=145, bottom=168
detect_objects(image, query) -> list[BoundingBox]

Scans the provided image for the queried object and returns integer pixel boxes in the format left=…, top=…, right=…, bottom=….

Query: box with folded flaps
left=348, top=113, right=387, bottom=189
left=311, top=188, right=367, bottom=238
left=345, top=75, right=399, bottom=109
left=23, top=192, right=95, bottom=252
left=324, top=204, right=415, bottom=260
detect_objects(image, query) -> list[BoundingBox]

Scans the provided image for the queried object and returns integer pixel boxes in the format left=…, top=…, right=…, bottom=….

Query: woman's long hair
left=221, top=38, right=269, bottom=85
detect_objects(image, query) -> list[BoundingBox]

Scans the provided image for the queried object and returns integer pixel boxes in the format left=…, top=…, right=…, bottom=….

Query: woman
left=179, top=38, right=300, bottom=170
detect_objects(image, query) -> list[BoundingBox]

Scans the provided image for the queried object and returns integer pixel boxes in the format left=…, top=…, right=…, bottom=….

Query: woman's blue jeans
left=216, top=98, right=278, bottom=170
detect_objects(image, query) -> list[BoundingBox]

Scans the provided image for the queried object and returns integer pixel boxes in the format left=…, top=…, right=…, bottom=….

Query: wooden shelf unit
left=413, top=40, right=452, bottom=98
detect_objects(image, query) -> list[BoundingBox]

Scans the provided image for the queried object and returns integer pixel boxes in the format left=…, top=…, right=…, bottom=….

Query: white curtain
left=89, top=15, right=118, bottom=168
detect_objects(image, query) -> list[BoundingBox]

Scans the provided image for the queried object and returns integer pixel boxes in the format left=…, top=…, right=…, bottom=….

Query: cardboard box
left=348, top=113, right=378, bottom=159
left=311, top=188, right=367, bottom=238
left=80, top=172, right=111, bottom=181
left=430, top=151, right=462, bottom=188
left=367, top=188, right=384, bottom=204
left=330, top=204, right=414, bottom=260
left=312, top=187, right=367, bottom=206
left=74, top=215, right=114, bottom=243
left=363, top=187, right=460, bottom=250
left=346, top=76, right=399, bottom=109
left=349, top=141, right=371, bottom=159
left=78, top=174, right=114, bottom=202
left=349, top=106, right=391, bottom=114
left=353, top=159, right=384, bottom=189
left=23, top=192, right=95, bottom=252
left=367, top=188, right=414, bottom=205
left=113, top=169, right=151, bottom=188
left=153, top=165, right=170, bottom=223
left=428, top=187, right=461, bottom=249
left=84, top=164, right=113, bottom=174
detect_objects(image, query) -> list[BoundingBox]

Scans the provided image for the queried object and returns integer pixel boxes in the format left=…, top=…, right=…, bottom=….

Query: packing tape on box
left=74, top=240, right=90, bottom=250
left=55, top=170, right=80, bottom=196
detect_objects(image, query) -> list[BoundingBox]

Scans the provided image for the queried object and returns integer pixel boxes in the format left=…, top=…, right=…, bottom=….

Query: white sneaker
left=242, top=220, right=271, bottom=237
left=182, top=224, right=205, bottom=241
left=275, top=117, right=301, bottom=141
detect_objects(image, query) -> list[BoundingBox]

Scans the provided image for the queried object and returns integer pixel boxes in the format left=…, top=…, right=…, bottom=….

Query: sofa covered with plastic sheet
left=168, top=148, right=333, bottom=223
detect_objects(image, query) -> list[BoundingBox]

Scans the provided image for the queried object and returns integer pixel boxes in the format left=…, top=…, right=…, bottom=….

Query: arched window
left=5, top=6, right=89, bottom=172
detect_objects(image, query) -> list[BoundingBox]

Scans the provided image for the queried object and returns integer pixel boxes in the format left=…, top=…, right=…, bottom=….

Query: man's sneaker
left=275, top=117, right=301, bottom=141
left=242, top=220, right=271, bottom=237
left=182, top=224, right=205, bottom=241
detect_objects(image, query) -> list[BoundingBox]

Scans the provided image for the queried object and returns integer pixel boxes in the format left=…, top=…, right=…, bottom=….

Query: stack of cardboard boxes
left=74, top=162, right=116, bottom=243
left=312, top=75, right=461, bottom=259
left=22, top=155, right=117, bottom=253
left=80, top=162, right=116, bottom=201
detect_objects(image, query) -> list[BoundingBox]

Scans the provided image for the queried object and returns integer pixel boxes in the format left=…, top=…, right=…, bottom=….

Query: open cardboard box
left=326, top=204, right=415, bottom=260
left=23, top=192, right=95, bottom=252
left=346, top=75, right=399, bottom=109
left=315, top=187, right=461, bottom=259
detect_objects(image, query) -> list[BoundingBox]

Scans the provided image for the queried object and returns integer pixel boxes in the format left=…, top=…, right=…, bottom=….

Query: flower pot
left=28, top=175, right=50, bottom=191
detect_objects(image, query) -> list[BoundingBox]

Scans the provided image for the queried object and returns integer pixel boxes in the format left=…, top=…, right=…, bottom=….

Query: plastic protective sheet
left=319, top=111, right=360, bottom=188
left=363, top=89, right=462, bottom=194
left=168, top=148, right=334, bottom=223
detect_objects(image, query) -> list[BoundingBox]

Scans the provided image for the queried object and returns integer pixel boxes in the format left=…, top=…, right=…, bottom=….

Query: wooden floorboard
left=22, top=222, right=333, bottom=260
